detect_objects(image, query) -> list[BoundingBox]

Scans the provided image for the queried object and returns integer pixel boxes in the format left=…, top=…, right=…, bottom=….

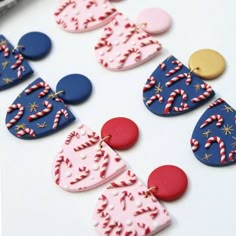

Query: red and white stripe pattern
left=200, top=114, right=224, bottom=128
left=107, top=170, right=137, bottom=189
left=123, top=23, right=136, bottom=43
left=83, top=16, right=96, bottom=28
left=138, top=190, right=152, bottom=198
left=137, top=222, right=151, bottom=236
left=100, top=59, right=108, bottom=68
left=25, top=81, right=51, bottom=98
left=95, top=40, right=112, bottom=52
left=11, top=54, right=24, bottom=69
left=118, top=48, right=141, bottom=69
left=104, top=222, right=123, bottom=236
left=65, top=131, right=80, bottom=145
left=164, top=89, right=188, bottom=114
left=56, top=19, right=67, bottom=29
left=6, top=103, right=24, bottom=129
left=133, top=206, right=158, bottom=219
left=74, top=132, right=100, bottom=151
left=71, top=17, right=79, bottom=31
left=54, top=156, right=73, bottom=185
left=124, top=230, right=137, bottom=236
left=0, top=44, right=10, bottom=57
left=54, top=0, right=76, bottom=16
left=208, top=98, right=225, bottom=108
left=165, top=73, right=192, bottom=87
left=165, top=60, right=183, bottom=77
left=205, top=136, right=226, bottom=164
left=140, top=40, right=162, bottom=51
left=98, top=8, right=117, bottom=21
left=97, top=194, right=108, bottom=213
left=70, top=167, right=90, bottom=185
left=16, top=128, right=36, bottom=138
left=146, top=94, right=164, bottom=106
left=101, top=27, right=113, bottom=41
left=229, top=150, right=236, bottom=162
left=137, top=33, right=151, bottom=40
left=191, top=83, right=213, bottom=103
left=190, top=139, right=199, bottom=151
left=86, top=0, right=97, bottom=9
left=53, top=109, right=69, bottom=129
left=173, top=102, right=189, bottom=112
left=120, top=191, right=134, bottom=210
left=17, top=65, right=25, bottom=79
left=100, top=212, right=110, bottom=228
left=143, top=76, right=156, bottom=92
left=159, top=61, right=166, bottom=70
left=100, top=151, right=110, bottom=178
left=27, top=101, right=52, bottom=122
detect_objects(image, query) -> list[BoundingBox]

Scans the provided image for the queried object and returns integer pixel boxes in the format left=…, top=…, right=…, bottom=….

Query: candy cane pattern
left=74, top=132, right=100, bottom=151
left=97, top=194, right=108, bottom=213
left=159, top=62, right=166, bottom=70
left=137, top=33, right=151, bottom=40
left=94, top=149, right=105, bottom=162
left=0, top=44, right=10, bottom=57
left=6, top=103, right=24, bottom=129
left=17, top=65, right=25, bottom=79
left=205, top=136, right=226, bottom=164
left=25, top=81, right=51, bottom=98
left=191, top=84, right=213, bottom=103
left=27, top=100, right=52, bottom=121
left=16, top=128, right=36, bottom=138
left=11, top=54, right=24, bottom=69
left=53, top=109, right=69, bottom=129
left=140, top=40, right=162, bottom=50
left=120, top=191, right=134, bottom=210
left=118, top=48, right=141, bottom=69
left=70, top=167, right=90, bottom=185
left=56, top=19, right=67, bottom=29
left=100, top=59, right=108, bottom=68
left=124, top=229, right=137, bottom=236
left=208, top=98, right=225, bottom=108
left=143, top=76, right=156, bottom=92
left=95, top=40, right=112, bottom=52
left=54, top=156, right=73, bottom=185
left=133, top=206, right=158, bottom=219
left=100, top=151, right=110, bottom=178
left=54, top=0, right=76, bottom=16
left=101, top=27, right=113, bottom=41
left=137, top=222, right=151, bottom=235
left=165, top=60, right=183, bottom=77
left=83, top=16, right=96, bottom=28
left=229, top=150, right=236, bottom=162
left=86, top=0, right=97, bottom=9
left=200, top=114, right=224, bottom=128
left=164, top=89, right=188, bottom=114
left=190, top=138, right=199, bottom=151
left=146, top=94, right=164, bottom=106
left=173, top=102, right=189, bottom=112
left=165, top=73, right=192, bottom=87
left=123, top=23, right=136, bottom=43
left=107, top=170, right=137, bottom=189
left=71, top=17, right=79, bottom=31
left=104, top=222, right=123, bottom=236
left=65, top=131, right=80, bottom=145
left=98, top=8, right=117, bottom=21
left=100, top=212, right=110, bottom=228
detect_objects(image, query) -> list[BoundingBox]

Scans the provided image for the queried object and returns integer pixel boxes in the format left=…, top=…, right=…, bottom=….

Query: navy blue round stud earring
left=5, top=74, right=92, bottom=139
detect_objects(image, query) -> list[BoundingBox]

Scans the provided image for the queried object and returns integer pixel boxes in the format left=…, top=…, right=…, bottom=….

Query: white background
left=1, top=0, right=236, bottom=235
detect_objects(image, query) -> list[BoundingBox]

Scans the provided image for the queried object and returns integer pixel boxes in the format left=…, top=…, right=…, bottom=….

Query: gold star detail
left=203, top=129, right=212, bottom=138
left=202, top=153, right=212, bottom=161
left=28, top=102, right=39, bottom=112
left=223, top=105, right=234, bottom=112
left=2, top=61, right=9, bottom=70
left=154, top=82, right=163, bottom=94
left=15, top=123, right=26, bottom=131
left=221, top=124, right=234, bottom=135
left=2, top=78, right=13, bottom=84
left=232, top=137, right=236, bottom=148
left=0, top=40, right=7, bottom=46
left=36, top=122, right=47, bottom=128
left=194, top=84, right=201, bottom=91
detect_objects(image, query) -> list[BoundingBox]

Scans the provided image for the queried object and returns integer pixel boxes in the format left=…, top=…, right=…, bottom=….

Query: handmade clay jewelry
left=142, top=52, right=225, bottom=116
left=93, top=165, right=188, bottom=235
left=94, top=8, right=171, bottom=71
left=5, top=74, right=92, bottom=139
left=0, top=32, right=51, bottom=90
left=190, top=98, right=236, bottom=167
left=52, top=117, right=139, bottom=192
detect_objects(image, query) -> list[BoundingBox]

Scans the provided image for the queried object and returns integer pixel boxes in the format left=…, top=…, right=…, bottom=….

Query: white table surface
left=1, top=0, right=236, bottom=235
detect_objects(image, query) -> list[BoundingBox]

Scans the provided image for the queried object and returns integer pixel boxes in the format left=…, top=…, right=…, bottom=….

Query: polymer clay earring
left=94, top=8, right=172, bottom=71
left=191, top=98, right=236, bottom=167
left=0, top=32, right=51, bottom=90
left=93, top=165, right=188, bottom=235
left=54, top=0, right=118, bottom=32
left=142, top=49, right=225, bottom=117
left=52, top=117, right=139, bottom=192
left=5, top=74, right=92, bottom=139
